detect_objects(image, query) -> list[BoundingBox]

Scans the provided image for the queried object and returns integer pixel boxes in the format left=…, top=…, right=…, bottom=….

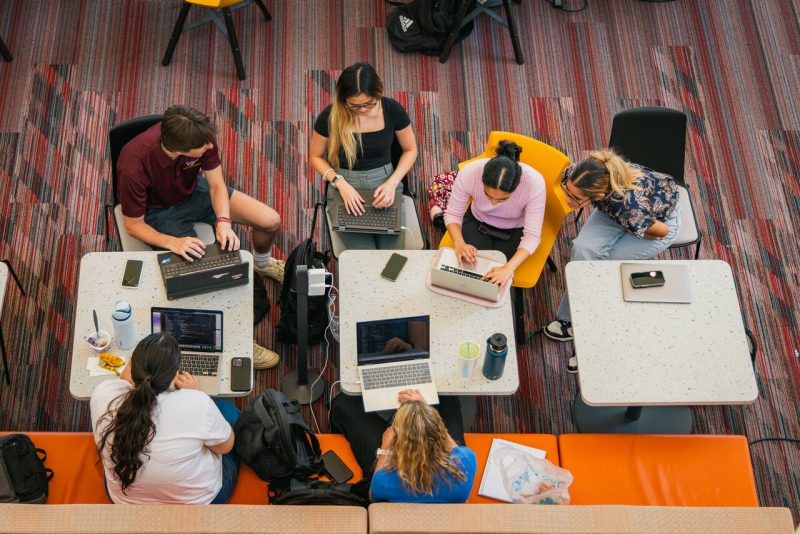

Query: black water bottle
left=482, top=333, right=508, bottom=380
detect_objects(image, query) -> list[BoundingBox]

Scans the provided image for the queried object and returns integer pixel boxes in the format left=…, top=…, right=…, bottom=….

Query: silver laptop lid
left=151, top=307, right=223, bottom=352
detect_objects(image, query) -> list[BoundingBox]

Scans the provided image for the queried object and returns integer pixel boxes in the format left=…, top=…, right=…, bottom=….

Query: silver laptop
left=329, top=188, right=401, bottom=234
left=356, top=315, right=439, bottom=412
left=430, top=247, right=505, bottom=302
left=151, top=307, right=224, bottom=395
left=620, top=263, right=693, bottom=303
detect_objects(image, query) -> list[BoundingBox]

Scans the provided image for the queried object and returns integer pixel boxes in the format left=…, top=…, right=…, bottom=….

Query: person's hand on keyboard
left=482, top=263, right=513, bottom=285
left=169, top=236, right=206, bottom=262
left=215, top=221, right=241, bottom=251
left=338, top=181, right=366, bottom=215
left=372, top=181, right=396, bottom=209
left=454, top=241, right=478, bottom=266
left=173, top=370, right=201, bottom=391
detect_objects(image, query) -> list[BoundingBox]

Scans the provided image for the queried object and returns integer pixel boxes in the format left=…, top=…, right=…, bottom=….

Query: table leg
left=573, top=392, right=692, bottom=434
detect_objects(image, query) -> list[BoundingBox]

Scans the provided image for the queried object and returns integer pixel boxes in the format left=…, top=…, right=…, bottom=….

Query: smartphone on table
left=380, top=253, right=408, bottom=282
left=122, top=259, right=144, bottom=288
left=321, top=450, right=354, bottom=483
left=630, top=270, right=666, bottom=289
left=230, top=357, right=252, bottom=392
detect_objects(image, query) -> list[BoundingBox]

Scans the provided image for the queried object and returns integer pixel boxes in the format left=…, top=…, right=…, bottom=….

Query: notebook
left=429, top=247, right=506, bottom=302
left=478, top=438, right=547, bottom=502
left=355, top=315, right=438, bottom=412
left=329, top=188, right=401, bottom=234
left=619, top=263, right=692, bottom=303
left=151, top=307, right=226, bottom=395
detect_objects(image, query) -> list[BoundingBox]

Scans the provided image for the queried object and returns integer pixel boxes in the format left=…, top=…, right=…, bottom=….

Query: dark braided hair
left=482, top=140, right=523, bottom=193
left=97, top=333, right=181, bottom=492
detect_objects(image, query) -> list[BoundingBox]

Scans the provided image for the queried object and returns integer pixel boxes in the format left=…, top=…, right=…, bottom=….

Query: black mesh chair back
left=109, top=115, right=163, bottom=205
left=608, top=107, right=687, bottom=186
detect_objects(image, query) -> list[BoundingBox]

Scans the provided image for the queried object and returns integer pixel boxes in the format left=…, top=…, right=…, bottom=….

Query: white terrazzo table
left=69, top=252, right=254, bottom=400
left=567, top=260, right=758, bottom=433
left=338, top=250, right=519, bottom=396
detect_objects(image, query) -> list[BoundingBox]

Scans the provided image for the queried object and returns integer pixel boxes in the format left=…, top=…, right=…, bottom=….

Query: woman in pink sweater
left=444, top=140, right=546, bottom=285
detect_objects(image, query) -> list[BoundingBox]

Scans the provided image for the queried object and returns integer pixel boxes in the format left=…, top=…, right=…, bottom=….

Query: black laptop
left=329, top=188, right=401, bottom=234
left=157, top=243, right=248, bottom=300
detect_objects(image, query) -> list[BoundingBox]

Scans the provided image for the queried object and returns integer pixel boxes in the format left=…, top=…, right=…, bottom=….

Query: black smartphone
left=380, top=253, right=408, bottom=282
left=630, top=270, right=666, bottom=289
left=230, top=357, right=252, bottom=392
left=321, top=450, right=353, bottom=483
left=122, top=259, right=144, bottom=288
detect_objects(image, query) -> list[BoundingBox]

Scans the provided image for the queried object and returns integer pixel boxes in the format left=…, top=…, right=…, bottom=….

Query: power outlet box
left=308, top=268, right=327, bottom=296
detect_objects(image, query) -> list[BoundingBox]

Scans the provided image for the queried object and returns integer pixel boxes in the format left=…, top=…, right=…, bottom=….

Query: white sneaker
left=254, top=257, right=285, bottom=283
left=253, top=342, right=280, bottom=369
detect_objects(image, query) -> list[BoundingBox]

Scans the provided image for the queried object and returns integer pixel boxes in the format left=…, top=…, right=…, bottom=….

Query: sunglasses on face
left=346, top=99, right=378, bottom=110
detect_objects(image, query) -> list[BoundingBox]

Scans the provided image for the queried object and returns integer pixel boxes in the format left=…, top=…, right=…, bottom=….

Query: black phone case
left=321, top=450, right=354, bottom=483
left=230, top=357, right=252, bottom=392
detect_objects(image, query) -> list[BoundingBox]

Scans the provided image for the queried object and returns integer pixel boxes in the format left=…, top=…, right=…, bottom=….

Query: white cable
left=400, top=226, right=419, bottom=250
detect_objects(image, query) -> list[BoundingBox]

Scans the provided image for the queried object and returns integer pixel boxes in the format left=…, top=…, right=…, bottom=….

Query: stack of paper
left=477, top=438, right=547, bottom=502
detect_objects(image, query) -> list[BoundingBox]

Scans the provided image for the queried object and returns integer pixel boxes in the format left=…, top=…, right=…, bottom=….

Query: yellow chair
left=439, top=131, right=571, bottom=340
left=162, top=0, right=271, bottom=81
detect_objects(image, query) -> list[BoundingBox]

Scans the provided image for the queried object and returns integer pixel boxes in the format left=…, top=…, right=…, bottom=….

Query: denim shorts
left=144, top=176, right=234, bottom=238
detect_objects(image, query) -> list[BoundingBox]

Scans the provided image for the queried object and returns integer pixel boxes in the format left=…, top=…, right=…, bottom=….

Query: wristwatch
left=376, top=448, right=392, bottom=458
left=330, top=174, right=341, bottom=187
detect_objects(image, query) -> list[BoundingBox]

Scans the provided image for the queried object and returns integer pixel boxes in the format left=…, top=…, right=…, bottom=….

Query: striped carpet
left=0, top=0, right=798, bottom=518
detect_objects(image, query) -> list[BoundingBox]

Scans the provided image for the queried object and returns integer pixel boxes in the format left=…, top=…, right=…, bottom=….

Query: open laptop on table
left=329, top=188, right=401, bottom=234
left=430, top=247, right=505, bottom=302
left=151, top=307, right=225, bottom=395
left=356, top=315, right=439, bottom=412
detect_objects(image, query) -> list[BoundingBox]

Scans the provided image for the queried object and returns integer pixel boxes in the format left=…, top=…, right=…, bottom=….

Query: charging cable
left=306, top=274, right=338, bottom=434
left=401, top=226, right=419, bottom=250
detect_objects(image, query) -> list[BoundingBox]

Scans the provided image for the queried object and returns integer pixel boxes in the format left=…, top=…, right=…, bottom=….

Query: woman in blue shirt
left=370, top=390, right=476, bottom=503
left=545, top=149, right=681, bottom=349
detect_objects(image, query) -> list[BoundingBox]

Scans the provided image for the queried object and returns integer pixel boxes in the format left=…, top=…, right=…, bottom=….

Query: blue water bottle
left=482, top=333, right=508, bottom=380
left=112, top=300, right=137, bottom=350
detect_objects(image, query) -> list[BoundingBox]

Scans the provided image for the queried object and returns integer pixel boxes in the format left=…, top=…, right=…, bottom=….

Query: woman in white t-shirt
left=90, top=333, right=239, bottom=504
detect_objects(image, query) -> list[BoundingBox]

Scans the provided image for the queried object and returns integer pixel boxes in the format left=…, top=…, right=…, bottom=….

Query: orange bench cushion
left=558, top=434, right=759, bottom=507
left=4, top=432, right=361, bottom=505
left=463, top=433, right=559, bottom=504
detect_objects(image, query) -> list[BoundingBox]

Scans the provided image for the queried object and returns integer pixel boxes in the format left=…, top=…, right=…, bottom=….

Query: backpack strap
left=309, top=202, right=323, bottom=240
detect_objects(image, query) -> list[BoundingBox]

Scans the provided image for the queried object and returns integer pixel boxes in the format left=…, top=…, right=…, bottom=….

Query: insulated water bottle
left=482, top=333, right=508, bottom=380
left=112, top=300, right=137, bottom=350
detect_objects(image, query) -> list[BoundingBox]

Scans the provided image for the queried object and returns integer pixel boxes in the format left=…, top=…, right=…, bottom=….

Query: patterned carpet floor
left=0, top=0, right=798, bottom=519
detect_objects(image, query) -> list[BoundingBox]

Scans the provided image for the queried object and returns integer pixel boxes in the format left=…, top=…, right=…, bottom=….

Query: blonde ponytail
left=589, top=149, right=642, bottom=195
left=327, top=102, right=360, bottom=169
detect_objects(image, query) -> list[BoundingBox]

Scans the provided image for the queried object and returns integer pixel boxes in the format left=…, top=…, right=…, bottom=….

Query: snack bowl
left=87, top=330, right=111, bottom=352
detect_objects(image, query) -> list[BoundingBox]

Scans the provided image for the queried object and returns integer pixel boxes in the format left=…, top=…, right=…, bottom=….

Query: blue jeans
left=556, top=207, right=681, bottom=321
left=144, top=176, right=234, bottom=238
left=210, top=399, right=241, bottom=504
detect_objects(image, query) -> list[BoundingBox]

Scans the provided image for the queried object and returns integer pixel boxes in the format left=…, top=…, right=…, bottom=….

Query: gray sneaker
left=544, top=319, right=573, bottom=341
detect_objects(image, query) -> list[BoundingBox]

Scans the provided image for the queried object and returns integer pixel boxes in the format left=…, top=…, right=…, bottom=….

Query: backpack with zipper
left=386, top=0, right=474, bottom=56
left=234, top=388, right=324, bottom=488
left=268, top=477, right=369, bottom=507
left=0, top=434, right=53, bottom=504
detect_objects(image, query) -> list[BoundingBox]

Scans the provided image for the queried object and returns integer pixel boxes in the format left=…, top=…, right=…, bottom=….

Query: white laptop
left=430, top=247, right=505, bottom=302
left=356, top=315, right=439, bottom=412
left=620, top=263, right=693, bottom=303
left=151, top=307, right=225, bottom=395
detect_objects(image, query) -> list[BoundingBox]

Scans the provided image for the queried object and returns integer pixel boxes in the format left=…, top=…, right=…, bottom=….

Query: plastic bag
left=496, top=448, right=573, bottom=504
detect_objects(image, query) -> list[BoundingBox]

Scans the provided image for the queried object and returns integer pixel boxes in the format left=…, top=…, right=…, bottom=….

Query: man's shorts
left=144, top=176, right=234, bottom=238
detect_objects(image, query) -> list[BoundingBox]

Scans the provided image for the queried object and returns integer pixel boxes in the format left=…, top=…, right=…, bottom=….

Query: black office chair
left=0, top=259, right=25, bottom=385
left=439, top=0, right=523, bottom=65
left=105, top=115, right=215, bottom=251
left=574, top=107, right=702, bottom=259
left=161, top=0, right=271, bottom=81
left=607, top=107, right=702, bottom=259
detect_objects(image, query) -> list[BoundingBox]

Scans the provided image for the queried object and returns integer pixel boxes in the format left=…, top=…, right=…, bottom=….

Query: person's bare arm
left=373, top=126, right=418, bottom=208
left=204, top=165, right=240, bottom=251
left=123, top=215, right=206, bottom=261
left=207, top=430, right=235, bottom=454
left=310, top=131, right=365, bottom=215
left=643, top=220, right=669, bottom=240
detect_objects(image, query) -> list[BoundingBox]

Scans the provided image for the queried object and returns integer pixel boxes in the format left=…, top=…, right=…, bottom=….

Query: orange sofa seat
left=463, top=433, right=559, bottom=504
left=4, top=432, right=361, bottom=505
left=558, top=434, right=759, bottom=507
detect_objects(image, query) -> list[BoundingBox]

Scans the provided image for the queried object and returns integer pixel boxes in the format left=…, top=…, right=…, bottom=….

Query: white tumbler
left=112, top=300, right=137, bottom=350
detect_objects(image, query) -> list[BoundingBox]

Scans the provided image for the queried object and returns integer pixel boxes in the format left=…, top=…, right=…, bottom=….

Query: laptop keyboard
left=361, top=362, right=432, bottom=391
left=180, top=353, right=220, bottom=377
left=161, top=251, right=242, bottom=277
left=337, top=205, right=397, bottom=230
left=440, top=264, right=484, bottom=280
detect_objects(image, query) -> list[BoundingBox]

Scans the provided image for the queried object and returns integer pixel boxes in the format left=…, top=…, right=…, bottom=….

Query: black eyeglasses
left=560, top=167, right=591, bottom=207
left=346, top=99, right=378, bottom=111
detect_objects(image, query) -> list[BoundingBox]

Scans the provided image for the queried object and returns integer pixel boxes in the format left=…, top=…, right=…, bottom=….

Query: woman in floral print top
left=544, top=149, right=682, bottom=348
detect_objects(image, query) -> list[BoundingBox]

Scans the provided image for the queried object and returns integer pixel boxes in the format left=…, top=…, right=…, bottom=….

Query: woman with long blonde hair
left=330, top=389, right=476, bottom=503
left=545, top=149, right=681, bottom=356
left=309, top=62, right=418, bottom=251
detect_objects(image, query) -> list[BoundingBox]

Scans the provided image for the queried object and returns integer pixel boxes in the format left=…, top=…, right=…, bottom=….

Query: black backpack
left=234, top=388, right=324, bottom=488
left=253, top=274, right=270, bottom=325
left=275, top=203, right=330, bottom=345
left=269, top=478, right=369, bottom=508
left=0, top=434, right=53, bottom=504
left=386, top=0, right=475, bottom=56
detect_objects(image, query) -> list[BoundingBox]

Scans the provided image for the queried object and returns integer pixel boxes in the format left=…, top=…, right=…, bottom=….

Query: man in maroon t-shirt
left=117, top=105, right=282, bottom=369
